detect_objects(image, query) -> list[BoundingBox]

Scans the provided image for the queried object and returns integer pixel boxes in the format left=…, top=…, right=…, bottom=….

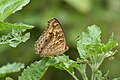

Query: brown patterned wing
left=34, top=18, right=68, bottom=57
left=34, top=22, right=54, bottom=55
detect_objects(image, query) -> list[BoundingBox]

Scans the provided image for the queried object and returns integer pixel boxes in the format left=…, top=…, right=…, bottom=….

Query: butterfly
left=34, top=18, right=69, bottom=57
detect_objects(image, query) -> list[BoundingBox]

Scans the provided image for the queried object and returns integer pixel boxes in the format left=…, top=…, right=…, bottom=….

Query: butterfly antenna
left=67, top=35, right=80, bottom=47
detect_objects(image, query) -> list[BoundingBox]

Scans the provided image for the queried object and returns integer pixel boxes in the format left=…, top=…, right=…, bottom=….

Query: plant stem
left=91, top=69, right=96, bottom=80
left=91, top=54, right=106, bottom=80
left=70, top=73, right=79, bottom=80
left=77, top=68, right=88, bottom=80
left=63, top=67, right=79, bottom=80
left=90, top=60, right=97, bottom=80
left=97, top=54, right=106, bottom=69
left=81, top=72, right=88, bottom=80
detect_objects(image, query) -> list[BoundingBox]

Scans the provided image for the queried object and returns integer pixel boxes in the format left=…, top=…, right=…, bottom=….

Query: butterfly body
left=34, top=18, right=68, bottom=57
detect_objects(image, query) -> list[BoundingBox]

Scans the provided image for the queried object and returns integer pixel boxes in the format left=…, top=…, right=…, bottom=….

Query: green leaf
left=48, top=55, right=79, bottom=73
left=77, top=25, right=118, bottom=80
left=85, top=43, right=105, bottom=57
left=19, top=58, right=49, bottom=80
left=94, top=70, right=109, bottom=80
left=0, top=63, right=24, bottom=77
left=95, top=70, right=106, bottom=80
left=48, top=55, right=79, bottom=80
left=0, top=22, right=34, bottom=30
left=104, top=33, right=118, bottom=53
left=0, top=29, right=30, bottom=47
left=77, top=25, right=118, bottom=59
left=102, top=33, right=118, bottom=58
left=0, top=0, right=30, bottom=21
left=19, top=55, right=79, bottom=80
left=5, top=77, right=14, bottom=80
left=77, top=25, right=101, bottom=59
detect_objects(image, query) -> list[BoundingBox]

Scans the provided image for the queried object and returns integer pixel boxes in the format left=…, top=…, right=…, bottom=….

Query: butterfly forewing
left=34, top=18, right=68, bottom=57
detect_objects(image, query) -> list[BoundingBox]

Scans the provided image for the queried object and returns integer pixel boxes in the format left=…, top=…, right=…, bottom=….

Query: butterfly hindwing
left=34, top=18, right=68, bottom=57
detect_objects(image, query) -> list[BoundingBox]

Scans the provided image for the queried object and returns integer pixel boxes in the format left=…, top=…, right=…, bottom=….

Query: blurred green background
left=0, top=0, right=120, bottom=80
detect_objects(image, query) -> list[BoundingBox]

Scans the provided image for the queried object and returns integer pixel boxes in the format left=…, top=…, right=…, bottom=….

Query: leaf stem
left=77, top=68, right=88, bottom=80
left=67, top=70, right=79, bottom=80
left=62, top=67, right=79, bottom=80
left=91, top=70, right=95, bottom=80
left=70, top=73, right=79, bottom=80
left=89, top=59, right=97, bottom=80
